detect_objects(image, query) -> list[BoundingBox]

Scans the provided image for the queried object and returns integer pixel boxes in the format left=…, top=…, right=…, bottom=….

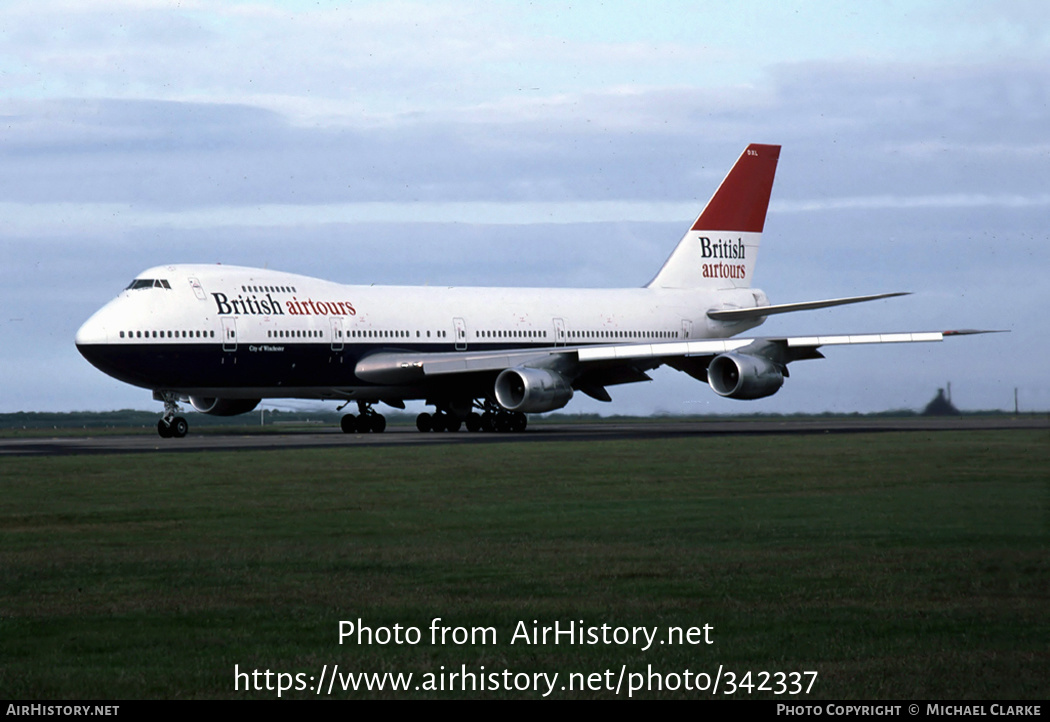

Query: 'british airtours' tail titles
left=699, top=237, right=748, bottom=279
left=211, top=292, right=357, bottom=317
left=698, top=237, right=746, bottom=259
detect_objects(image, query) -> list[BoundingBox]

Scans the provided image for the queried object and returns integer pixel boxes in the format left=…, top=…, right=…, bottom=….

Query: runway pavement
left=2, top=415, right=1046, bottom=457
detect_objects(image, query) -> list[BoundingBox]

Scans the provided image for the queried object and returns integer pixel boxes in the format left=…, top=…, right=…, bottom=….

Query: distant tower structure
left=923, top=387, right=960, bottom=416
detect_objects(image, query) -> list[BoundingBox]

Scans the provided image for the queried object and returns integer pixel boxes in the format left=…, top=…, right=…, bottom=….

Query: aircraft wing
left=577, top=329, right=990, bottom=364
left=356, top=348, right=561, bottom=383
left=355, top=329, right=995, bottom=385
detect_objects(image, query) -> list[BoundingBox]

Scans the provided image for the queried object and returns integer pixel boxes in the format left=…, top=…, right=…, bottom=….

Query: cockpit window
left=126, top=279, right=172, bottom=290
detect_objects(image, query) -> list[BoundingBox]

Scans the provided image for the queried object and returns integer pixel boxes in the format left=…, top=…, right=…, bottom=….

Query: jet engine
left=189, top=396, right=261, bottom=416
left=706, top=352, right=784, bottom=400
left=494, top=367, right=574, bottom=413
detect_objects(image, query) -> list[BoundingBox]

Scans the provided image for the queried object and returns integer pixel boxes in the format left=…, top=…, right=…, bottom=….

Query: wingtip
left=943, top=329, right=1009, bottom=336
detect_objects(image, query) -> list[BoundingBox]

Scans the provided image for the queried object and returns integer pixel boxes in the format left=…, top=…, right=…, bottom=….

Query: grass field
left=1, top=430, right=1047, bottom=699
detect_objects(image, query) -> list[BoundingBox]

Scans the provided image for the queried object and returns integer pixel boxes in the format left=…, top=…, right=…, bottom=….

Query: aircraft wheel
left=340, top=414, right=357, bottom=433
left=465, top=413, right=482, bottom=432
left=370, top=414, right=387, bottom=433
left=512, top=412, right=527, bottom=432
left=171, top=417, right=189, bottom=438
left=481, top=411, right=495, bottom=432
left=445, top=416, right=462, bottom=432
left=355, top=415, right=373, bottom=433
left=416, top=413, right=432, bottom=432
left=494, top=413, right=511, bottom=433
left=431, top=412, right=447, bottom=432
left=157, top=420, right=173, bottom=438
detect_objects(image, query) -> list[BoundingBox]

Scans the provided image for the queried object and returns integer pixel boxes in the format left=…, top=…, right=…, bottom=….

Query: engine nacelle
left=707, top=352, right=784, bottom=400
left=494, top=367, right=574, bottom=413
left=189, top=396, right=261, bottom=416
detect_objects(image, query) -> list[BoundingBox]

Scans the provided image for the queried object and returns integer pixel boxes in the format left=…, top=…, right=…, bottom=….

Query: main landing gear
left=155, top=392, right=189, bottom=438
left=340, top=401, right=387, bottom=434
left=415, top=400, right=527, bottom=433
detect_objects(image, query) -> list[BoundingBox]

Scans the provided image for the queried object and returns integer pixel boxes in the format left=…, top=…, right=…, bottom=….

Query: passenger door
left=453, top=317, right=467, bottom=351
left=221, top=317, right=238, bottom=352
left=330, top=317, right=344, bottom=352
left=553, top=317, right=566, bottom=346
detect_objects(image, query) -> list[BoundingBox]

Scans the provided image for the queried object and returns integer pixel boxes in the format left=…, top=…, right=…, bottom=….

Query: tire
left=370, top=415, right=387, bottom=433
left=157, top=420, right=173, bottom=438
left=340, top=414, right=356, bottom=433
left=416, top=413, right=432, bottom=432
left=171, top=417, right=189, bottom=438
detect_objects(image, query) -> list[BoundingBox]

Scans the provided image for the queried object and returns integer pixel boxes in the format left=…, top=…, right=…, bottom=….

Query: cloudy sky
left=3, top=0, right=1047, bottom=416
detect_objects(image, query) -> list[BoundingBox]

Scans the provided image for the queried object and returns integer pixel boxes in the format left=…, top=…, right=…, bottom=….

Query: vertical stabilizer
left=647, top=143, right=780, bottom=289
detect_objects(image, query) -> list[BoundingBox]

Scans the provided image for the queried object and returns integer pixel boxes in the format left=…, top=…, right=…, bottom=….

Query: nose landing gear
left=155, top=392, right=189, bottom=438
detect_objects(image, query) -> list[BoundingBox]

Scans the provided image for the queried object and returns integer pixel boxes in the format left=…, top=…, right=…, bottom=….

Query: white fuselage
left=75, top=263, right=768, bottom=401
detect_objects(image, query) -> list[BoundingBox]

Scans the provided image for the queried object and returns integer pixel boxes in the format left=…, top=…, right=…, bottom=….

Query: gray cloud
left=3, top=61, right=1048, bottom=211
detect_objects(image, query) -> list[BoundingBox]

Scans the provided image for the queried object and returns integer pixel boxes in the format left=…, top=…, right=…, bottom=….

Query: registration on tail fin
left=647, top=143, right=780, bottom=290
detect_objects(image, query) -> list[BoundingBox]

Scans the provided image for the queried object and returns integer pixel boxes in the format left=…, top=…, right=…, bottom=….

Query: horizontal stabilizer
left=707, top=292, right=910, bottom=321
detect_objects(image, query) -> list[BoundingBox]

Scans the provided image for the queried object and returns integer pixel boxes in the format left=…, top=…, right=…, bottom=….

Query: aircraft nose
left=75, top=309, right=110, bottom=348
left=75, top=305, right=124, bottom=379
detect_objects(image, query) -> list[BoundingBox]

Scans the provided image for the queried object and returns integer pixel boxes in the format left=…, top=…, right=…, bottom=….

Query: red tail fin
left=647, top=144, right=780, bottom=289
left=693, top=144, right=780, bottom=232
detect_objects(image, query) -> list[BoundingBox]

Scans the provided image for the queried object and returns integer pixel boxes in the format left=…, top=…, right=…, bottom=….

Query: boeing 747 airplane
left=75, top=144, right=985, bottom=437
